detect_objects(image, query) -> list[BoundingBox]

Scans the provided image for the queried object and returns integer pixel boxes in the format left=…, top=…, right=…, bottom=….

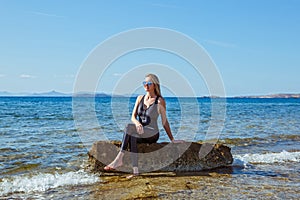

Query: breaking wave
left=0, top=170, right=99, bottom=196
left=234, top=150, right=300, bottom=165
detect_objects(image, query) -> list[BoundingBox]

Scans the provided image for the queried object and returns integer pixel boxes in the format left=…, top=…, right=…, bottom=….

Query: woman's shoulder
left=135, top=95, right=144, bottom=103
left=157, top=96, right=166, bottom=105
left=137, top=95, right=144, bottom=99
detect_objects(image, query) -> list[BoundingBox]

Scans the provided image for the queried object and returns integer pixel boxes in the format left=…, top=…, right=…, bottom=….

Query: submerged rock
left=87, top=141, right=233, bottom=173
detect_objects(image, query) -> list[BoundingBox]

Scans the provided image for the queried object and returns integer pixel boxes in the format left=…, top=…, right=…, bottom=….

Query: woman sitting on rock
left=104, top=73, right=183, bottom=177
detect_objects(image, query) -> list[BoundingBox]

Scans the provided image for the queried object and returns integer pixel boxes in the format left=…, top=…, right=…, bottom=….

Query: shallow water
left=0, top=97, right=299, bottom=199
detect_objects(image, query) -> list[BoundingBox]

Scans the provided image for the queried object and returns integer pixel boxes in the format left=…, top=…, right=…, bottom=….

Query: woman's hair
left=146, top=73, right=162, bottom=97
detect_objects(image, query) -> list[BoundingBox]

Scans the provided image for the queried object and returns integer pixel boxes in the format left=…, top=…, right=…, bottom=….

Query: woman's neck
left=146, top=92, right=156, bottom=99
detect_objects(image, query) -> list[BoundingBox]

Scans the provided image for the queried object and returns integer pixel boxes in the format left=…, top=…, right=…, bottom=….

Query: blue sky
left=0, top=0, right=300, bottom=96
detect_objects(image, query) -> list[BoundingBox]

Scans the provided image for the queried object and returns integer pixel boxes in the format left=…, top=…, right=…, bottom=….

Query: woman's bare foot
left=126, top=167, right=139, bottom=179
left=104, top=152, right=124, bottom=171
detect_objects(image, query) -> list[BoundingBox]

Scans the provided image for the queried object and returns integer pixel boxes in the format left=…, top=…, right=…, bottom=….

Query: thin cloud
left=20, top=74, right=36, bottom=79
left=28, top=11, right=65, bottom=18
left=113, top=73, right=123, bottom=77
left=0, top=74, right=6, bottom=78
left=204, top=39, right=237, bottom=48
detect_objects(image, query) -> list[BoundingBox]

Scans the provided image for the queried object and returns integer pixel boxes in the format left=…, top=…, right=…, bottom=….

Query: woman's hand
left=171, top=139, right=185, bottom=143
left=135, top=123, right=144, bottom=134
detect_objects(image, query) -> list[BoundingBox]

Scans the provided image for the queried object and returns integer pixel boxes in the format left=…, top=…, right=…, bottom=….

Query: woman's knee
left=124, top=123, right=136, bottom=135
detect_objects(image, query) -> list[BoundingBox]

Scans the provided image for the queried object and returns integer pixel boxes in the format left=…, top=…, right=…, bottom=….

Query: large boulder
left=87, top=141, right=233, bottom=173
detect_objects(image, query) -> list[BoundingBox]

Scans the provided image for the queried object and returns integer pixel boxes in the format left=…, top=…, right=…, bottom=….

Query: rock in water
left=87, top=141, right=233, bottom=173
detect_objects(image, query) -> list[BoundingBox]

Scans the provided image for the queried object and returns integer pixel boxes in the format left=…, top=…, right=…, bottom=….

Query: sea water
left=0, top=97, right=299, bottom=199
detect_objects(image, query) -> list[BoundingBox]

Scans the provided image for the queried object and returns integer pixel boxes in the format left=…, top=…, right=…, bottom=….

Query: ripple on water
left=2, top=163, right=41, bottom=176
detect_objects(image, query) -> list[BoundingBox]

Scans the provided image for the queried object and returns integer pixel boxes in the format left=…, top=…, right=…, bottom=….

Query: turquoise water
left=0, top=97, right=299, bottom=199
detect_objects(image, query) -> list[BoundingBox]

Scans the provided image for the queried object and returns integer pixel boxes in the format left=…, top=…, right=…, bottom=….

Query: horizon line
left=0, top=90, right=300, bottom=98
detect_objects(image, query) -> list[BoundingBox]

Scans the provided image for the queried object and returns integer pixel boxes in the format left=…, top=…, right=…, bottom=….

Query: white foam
left=0, top=170, right=99, bottom=196
left=234, top=150, right=300, bottom=164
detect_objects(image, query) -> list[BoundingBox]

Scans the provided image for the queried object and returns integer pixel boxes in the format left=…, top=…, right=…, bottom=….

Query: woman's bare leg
left=126, top=167, right=139, bottom=179
left=104, top=151, right=124, bottom=170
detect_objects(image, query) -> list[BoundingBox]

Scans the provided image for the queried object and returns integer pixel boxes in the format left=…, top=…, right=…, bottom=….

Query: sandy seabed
left=80, top=169, right=299, bottom=200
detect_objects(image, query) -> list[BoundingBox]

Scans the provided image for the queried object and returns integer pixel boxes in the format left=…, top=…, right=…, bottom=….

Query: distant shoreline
left=231, top=93, right=300, bottom=99
left=0, top=91, right=299, bottom=98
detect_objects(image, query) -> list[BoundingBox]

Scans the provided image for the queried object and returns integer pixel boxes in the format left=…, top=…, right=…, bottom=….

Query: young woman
left=104, top=73, right=183, bottom=177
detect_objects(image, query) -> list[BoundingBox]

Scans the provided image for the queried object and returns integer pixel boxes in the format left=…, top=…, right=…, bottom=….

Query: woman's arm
left=158, top=97, right=184, bottom=143
left=158, top=97, right=176, bottom=142
left=131, top=95, right=144, bottom=134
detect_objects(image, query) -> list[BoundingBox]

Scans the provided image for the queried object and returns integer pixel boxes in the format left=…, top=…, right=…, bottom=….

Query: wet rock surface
left=87, top=141, right=233, bottom=173
left=90, top=172, right=233, bottom=199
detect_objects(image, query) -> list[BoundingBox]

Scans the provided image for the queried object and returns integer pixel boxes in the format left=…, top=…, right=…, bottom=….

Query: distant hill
left=0, top=91, right=299, bottom=98
left=234, top=93, right=300, bottom=98
left=32, top=90, right=69, bottom=96
left=73, top=92, right=111, bottom=97
left=0, top=91, right=12, bottom=96
left=0, top=91, right=126, bottom=97
left=0, top=91, right=32, bottom=96
left=0, top=90, right=70, bottom=97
